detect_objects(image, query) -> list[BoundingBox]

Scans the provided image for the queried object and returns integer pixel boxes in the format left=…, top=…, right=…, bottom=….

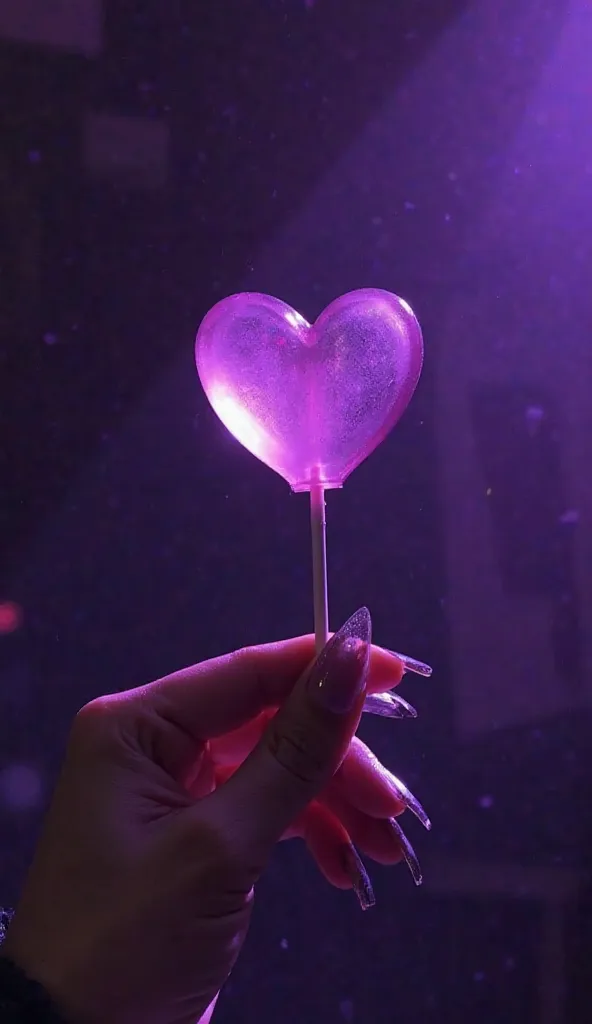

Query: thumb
left=204, top=607, right=371, bottom=861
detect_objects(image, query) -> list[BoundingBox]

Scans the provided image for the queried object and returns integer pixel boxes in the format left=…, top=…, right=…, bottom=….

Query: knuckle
left=74, top=695, right=114, bottom=729
left=70, top=695, right=120, bottom=750
left=231, top=644, right=261, bottom=677
left=230, top=644, right=258, bottom=667
left=266, top=716, right=329, bottom=786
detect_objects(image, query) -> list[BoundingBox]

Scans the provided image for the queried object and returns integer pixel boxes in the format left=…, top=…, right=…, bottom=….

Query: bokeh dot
left=0, top=763, right=43, bottom=811
left=0, top=601, right=23, bottom=635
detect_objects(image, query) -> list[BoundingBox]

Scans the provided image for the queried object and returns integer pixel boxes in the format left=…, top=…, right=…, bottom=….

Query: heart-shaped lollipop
left=196, top=287, right=424, bottom=662
left=196, top=289, right=423, bottom=492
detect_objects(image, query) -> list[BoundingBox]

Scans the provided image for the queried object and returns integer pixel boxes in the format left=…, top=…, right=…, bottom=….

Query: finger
left=286, top=802, right=353, bottom=888
left=207, top=642, right=407, bottom=766
left=289, top=799, right=403, bottom=874
left=320, top=787, right=407, bottom=866
left=129, top=636, right=404, bottom=744
left=117, top=633, right=402, bottom=785
left=285, top=802, right=376, bottom=910
left=203, top=609, right=372, bottom=863
left=214, top=763, right=400, bottom=868
left=329, top=738, right=405, bottom=817
left=214, top=764, right=400, bottom=896
left=213, top=727, right=430, bottom=831
left=322, top=785, right=423, bottom=885
left=213, top=762, right=368, bottom=893
left=329, top=737, right=432, bottom=829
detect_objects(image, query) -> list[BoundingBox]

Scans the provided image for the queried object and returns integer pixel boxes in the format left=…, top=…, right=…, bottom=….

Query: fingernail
left=342, top=844, right=376, bottom=910
left=307, top=608, right=371, bottom=714
left=363, top=692, right=418, bottom=719
left=388, top=818, right=423, bottom=886
left=386, top=772, right=431, bottom=830
left=386, top=650, right=433, bottom=678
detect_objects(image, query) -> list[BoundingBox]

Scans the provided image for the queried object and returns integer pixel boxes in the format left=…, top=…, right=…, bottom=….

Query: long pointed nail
left=388, top=819, right=423, bottom=886
left=342, top=844, right=376, bottom=910
left=308, top=608, right=371, bottom=714
left=386, top=650, right=432, bottom=678
left=386, top=772, right=431, bottom=831
left=363, top=692, right=418, bottom=719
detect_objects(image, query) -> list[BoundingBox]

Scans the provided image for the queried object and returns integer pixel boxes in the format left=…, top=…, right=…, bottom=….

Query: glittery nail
left=307, top=608, right=371, bottom=714
left=342, top=844, right=376, bottom=910
left=386, top=650, right=433, bottom=678
left=363, top=691, right=418, bottom=719
left=386, top=772, right=431, bottom=830
left=388, top=818, right=423, bottom=886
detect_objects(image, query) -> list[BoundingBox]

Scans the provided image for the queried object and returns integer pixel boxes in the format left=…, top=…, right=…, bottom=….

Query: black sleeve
left=0, top=910, right=67, bottom=1023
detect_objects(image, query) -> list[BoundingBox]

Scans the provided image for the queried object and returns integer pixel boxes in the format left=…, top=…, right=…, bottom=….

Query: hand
left=210, top=701, right=430, bottom=892
left=4, top=609, right=428, bottom=1024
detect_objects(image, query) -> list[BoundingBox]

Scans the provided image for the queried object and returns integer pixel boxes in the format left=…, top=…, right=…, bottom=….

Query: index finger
left=138, top=636, right=405, bottom=741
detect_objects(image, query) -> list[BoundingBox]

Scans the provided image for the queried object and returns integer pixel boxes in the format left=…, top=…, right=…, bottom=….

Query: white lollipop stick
left=310, top=481, right=329, bottom=654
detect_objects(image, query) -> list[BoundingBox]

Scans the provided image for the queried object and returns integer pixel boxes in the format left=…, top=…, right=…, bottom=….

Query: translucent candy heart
left=195, top=288, right=423, bottom=491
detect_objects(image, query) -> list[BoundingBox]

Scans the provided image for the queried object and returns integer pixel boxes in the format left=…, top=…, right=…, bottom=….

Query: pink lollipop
left=196, top=288, right=425, bottom=673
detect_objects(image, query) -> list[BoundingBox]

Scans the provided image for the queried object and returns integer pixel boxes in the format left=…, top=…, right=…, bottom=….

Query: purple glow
left=195, top=289, right=423, bottom=492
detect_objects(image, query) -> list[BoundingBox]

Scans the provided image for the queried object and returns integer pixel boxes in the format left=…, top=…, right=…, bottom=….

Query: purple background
left=1, top=1, right=590, bottom=1021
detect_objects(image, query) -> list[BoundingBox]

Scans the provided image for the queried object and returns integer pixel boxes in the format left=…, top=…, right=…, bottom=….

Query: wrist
left=0, top=955, right=67, bottom=1023
left=0, top=908, right=67, bottom=1023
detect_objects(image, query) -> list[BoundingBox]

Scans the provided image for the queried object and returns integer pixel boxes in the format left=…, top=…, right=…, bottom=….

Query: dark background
left=0, top=1, right=590, bottom=1022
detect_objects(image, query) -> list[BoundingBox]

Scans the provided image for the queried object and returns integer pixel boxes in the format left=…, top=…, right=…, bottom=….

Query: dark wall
left=1, top=2, right=589, bottom=1023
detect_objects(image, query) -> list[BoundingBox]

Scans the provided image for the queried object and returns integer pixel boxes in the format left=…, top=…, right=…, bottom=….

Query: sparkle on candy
left=195, top=289, right=423, bottom=492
